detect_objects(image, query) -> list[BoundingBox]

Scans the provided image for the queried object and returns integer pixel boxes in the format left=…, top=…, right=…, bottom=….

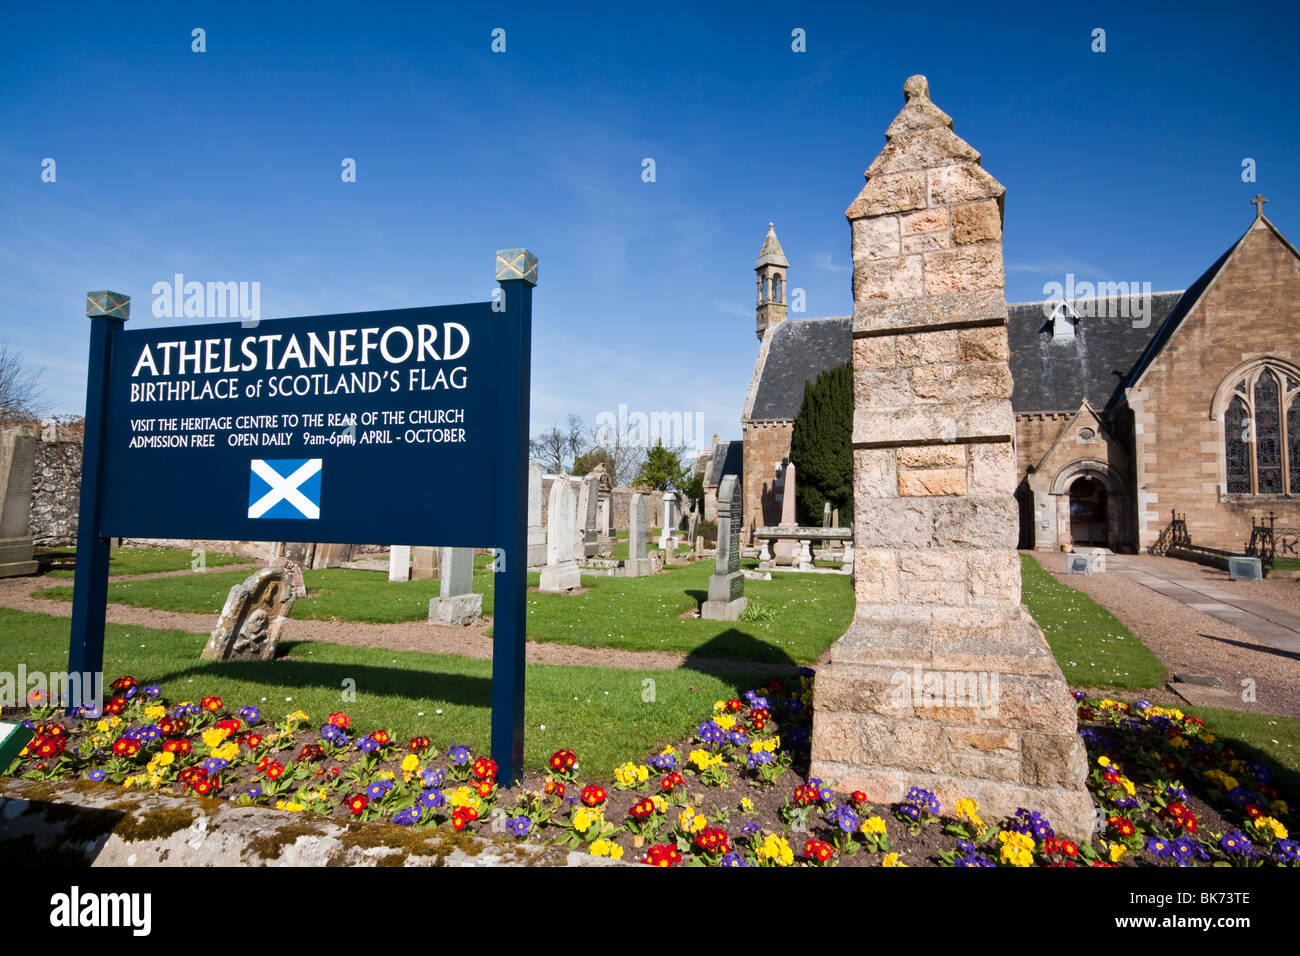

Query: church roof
left=748, top=316, right=852, bottom=420
left=754, top=223, right=789, bottom=270
left=1008, top=293, right=1183, bottom=412
left=707, top=439, right=743, bottom=487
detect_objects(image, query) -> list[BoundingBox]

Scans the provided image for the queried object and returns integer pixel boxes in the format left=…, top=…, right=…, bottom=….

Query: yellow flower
left=590, top=839, right=623, bottom=860
left=881, top=852, right=907, bottom=867
left=750, top=738, right=778, bottom=754
left=1000, top=845, right=1034, bottom=867
left=377, top=770, right=395, bottom=781
left=740, top=798, right=755, bottom=813
left=1252, top=816, right=1288, bottom=840
left=96, top=720, right=110, bottom=733
left=211, top=742, right=238, bottom=762
left=122, top=776, right=136, bottom=788
left=613, top=762, right=649, bottom=788
left=1169, top=736, right=1189, bottom=750
left=143, top=705, right=166, bottom=721
left=1272, top=800, right=1289, bottom=817
left=677, top=807, right=695, bottom=830
left=689, top=749, right=723, bottom=771
left=1108, top=843, right=1128, bottom=863
left=713, top=700, right=727, bottom=713
left=714, top=714, right=735, bottom=731
left=651, top=795, right=668, bottom=813
left=202, top=727, right=231, bottom=749
left=1097, top=756, right=1111, bottom=768
left=401, top=754, right=420, bottom=773
left=756, top=833, right=794, bottom=866
left=448, top=786, right=480, bottom=811
left=287, top=710, right=310, bottom=723
left=276, top=800, right=304, bottom=812
left=572, top=807, right=595, bottom=834
left=860, top=816, right=887, bottom=835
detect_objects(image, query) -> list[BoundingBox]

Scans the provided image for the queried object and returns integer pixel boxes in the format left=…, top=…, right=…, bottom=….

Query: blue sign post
left=67, top=252, right=537, bottom=783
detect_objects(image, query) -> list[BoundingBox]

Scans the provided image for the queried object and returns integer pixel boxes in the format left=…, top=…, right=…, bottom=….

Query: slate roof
left=706, top=440, right=743, bottom=487
left=749, top=316, right=852, bottom=420
left=1008, top=293, right=1183, bottom=412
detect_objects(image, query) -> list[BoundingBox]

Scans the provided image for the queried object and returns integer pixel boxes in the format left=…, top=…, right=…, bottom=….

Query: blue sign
left=69, top=253, right=537, bottom=782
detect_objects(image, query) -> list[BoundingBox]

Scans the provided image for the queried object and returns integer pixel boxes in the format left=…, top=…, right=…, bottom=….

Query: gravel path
left=0, top=575, right=789, bottom=677
left=1034, top=551, right=1300, bottom=718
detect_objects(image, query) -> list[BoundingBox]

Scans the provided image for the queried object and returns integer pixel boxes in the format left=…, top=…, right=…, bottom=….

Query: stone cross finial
left=1251, top=194, right=1269, bottom=219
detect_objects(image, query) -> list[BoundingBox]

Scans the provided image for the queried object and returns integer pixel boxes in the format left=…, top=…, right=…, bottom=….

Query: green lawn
left=1177, top=705, right=1300, bottom=801
left=34, top=556, right=853, bottom=665
left=0, top=607, right=755, bottom=778
left=1019, top=553, right=1168, bottom=690
left=43, top=546, right=250, bottom=579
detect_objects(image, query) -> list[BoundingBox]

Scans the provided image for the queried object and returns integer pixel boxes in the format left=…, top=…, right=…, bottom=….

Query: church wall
left=1133, top=223, right=1300, bottom=551
left=741, top=419, right=793, bottom=536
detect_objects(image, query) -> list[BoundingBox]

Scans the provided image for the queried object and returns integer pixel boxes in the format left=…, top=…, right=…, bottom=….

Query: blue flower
left=719, top=852, right=751, bottom=867
left=1220, top=832, right=1257, bottom=858
left=828, top=805, right=860, bottom=834
left=367, top=780, right=394, bottom=800
left=1145, top=836, right=1172, bottom=858
left=447, top=744, right=471, bottom=765
left=421, top=768, right=446, bottom=788
left=507, top=815, right=532, bottom=838
left=143, top=685, right=161, bottom=698
left=138, top=724, right=161, bottom=742
left=954, top=853, right=995, bottom=868
left=1071, top=690, right=1087, bottom=701
left=87, top=768, right=107, bottom=782
left=173, top=703, right=199, bottom=718
left=746, top=751, right=773, bottom=769
left=320, top=723, right=348, bottom=745
left=123, top=685, right=138, bottom=700
left=392, top=807, right=421, bottom=826
left=418, top=788, right=445, bottom=809
left=648, top=752, right=676, bottom=771
left=740, top=822, right=760, bottom=838
left=238, top=705, right=261, bottom=724
left=245, top=785, right=262, bottom=799
left=202, top=758, right=229, bottom=773
left=818, top=787, right=835, bottom=804
left=727, top=731, right=750, bottom=748
left=697, top=721, right=726, bottom=746
left=1275, top=839, right=1300, bottom=864
left=357, top=736, right=380, bottom=754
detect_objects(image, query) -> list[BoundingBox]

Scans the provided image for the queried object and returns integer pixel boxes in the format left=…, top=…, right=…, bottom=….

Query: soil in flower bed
left=4, top=675, right=1296, bottom=867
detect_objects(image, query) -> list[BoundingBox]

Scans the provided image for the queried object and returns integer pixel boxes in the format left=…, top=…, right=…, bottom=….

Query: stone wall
left=30, top=428, right=83, bottom=547
left=741, top=419, right=793, bottom=535
left=1131, top=219, right=1300, bottom=552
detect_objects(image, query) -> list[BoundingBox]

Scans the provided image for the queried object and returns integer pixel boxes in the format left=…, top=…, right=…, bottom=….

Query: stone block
left=898, top=467, right=967, bottom=497
left=898, top=445, right=964, bottom=469
left=896, top=329, right=958, bottom=367
left=928, top=496, right=1019, bottom=549
left=966, top=441, right=1016, bottom=495
left=853, top=498, right=932, bottom=549
left=927, top=163, right=1004, bottom=205
left=853, top=254, right=924, bottom=301
left=956, top=325, right=1010, bottom=362
left=701, top=596, right=747, bottom=620
left=946, top=748, right=1020, bottom=782
left=899, top=207, right=949, bottom=236
left=950, top=200, right=1002, bottom=244
left=428, top=592, right=483, bottom=626
left=865, top=127, right=979, bottom=176
left=1020, top=732, right=1089, bottom=789
left=901, top=231, right=950, bottom=254
left=852, top=399, right=1015, bottom=446
left=845, top=171, right=928, bottom=218
left=852, top=288, right=1007, bottom=335
left=854, top=548, right=900, bottom=604
left=967, top=550, right=1020, bottom=604
left=945, top=725, right=1019, bottom=753
left=851, top=216, right=900, bottom=261
left=922, top=245, right=1005, bottom=294
left=853, top=449, right=898, bottom=498
left=539, top=562, right=581, bottom=592
left=853, top=335, right=896, bottom=370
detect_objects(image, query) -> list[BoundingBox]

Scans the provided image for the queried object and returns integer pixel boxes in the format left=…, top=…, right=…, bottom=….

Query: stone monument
left=658, top=492, right=675, bottom=551
left=527, top=461, right=546, bottom=567
left=428, top=546, right=483, bottom=625
left=271, top=555, right=308, bottom=598
left=540, top=477, right=581, bottom=592
left=0, top=427, right=38, bottom=578
left=388, top=545, right=411, bottom=582
left=623, top=492, right=652, bottom=577
left=808, top=75, right=1093, bottom=841
left=411, top=546, right=438, bottom=581
left=576, top=474, right=599, bottom=559
left=701, top=476, right=747, bottom=620
left=201, top=566, right=296, bottom=661
left=773, top=461, right=799, bottom=565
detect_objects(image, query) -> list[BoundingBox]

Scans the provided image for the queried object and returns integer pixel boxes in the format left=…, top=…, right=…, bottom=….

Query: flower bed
left=4, top=677, right=1295, bottom=867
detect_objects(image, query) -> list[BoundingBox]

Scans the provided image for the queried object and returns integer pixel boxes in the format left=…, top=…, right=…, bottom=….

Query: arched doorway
left=1068, top=476, right=1107, bottom=546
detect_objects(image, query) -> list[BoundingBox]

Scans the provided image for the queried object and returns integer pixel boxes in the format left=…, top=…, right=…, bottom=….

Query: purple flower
left=357, top=736, right=380, bottom=754
left=238, top=705, right=261, bottom=724
left=507, top=815, right=532, bottom=838
left=392, top=807, right=421, bottom=826
left=367, top=780, right=394, bottom=800
left=245, top=785, right=262, bottom=799
left=719, top=852, right=751, bottom=867
left=87, top=768, right=107, bottom=782
left=1146, top=836, right=1173, bottom=858
left=143, top=685, right=161, bottom=698
left=418, top=788, right=445, bottom=809
left=421, top=768, right=446, bottom=788
left=447, top=744, right=471, bottom=765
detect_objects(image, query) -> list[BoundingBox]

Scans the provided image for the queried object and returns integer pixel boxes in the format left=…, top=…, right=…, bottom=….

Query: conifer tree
left=789, top=362, right=853, bottom=525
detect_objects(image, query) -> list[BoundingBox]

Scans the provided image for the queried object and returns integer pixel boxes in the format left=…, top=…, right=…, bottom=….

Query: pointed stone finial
left=903, top=74, right=929, bottom=101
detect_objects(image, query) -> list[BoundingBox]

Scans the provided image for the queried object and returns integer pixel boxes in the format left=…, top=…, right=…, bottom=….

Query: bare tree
left=529, top=423, right=569, bottom=474
left=565, top=414, right=588, bottom=467
left=0, top=341, right=44, bottom=424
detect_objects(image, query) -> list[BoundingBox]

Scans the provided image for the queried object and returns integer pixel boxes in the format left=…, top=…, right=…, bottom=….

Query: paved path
left=1107, top=555, right=1300, bottom=656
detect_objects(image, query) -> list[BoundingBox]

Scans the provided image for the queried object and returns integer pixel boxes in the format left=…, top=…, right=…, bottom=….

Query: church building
left=714, top=200, right=1300, bottom=554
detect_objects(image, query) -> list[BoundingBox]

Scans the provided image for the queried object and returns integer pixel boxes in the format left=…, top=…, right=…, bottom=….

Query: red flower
left=471, top=757, right=498, bottom=781
left=215, top=718, right=242, bottom=734
left=200, top=696, right=223, bottom=712
left=474, top=779, right=495, bottom=798
left=328, top=712, right=351, bottom=729
left=693, top=826, right=730, bottom=856
left=371, top=730, right=390, bottom=746
left=660, top=772, right=685, bottom=792
left=409, top=736, right=431, bottom=753
left=163, top=738, right=192, bottom=755
left=262, top=760, right=285, bottom=779
left=240, top=732, right=263, bottom=749
left=347, top=794, right=369, bottom=816
left=110, top=676, right=138, bottom=693
left=158, top=717, right=187, bottom=737
left=581, top=785, right=607, bottom=807
left=549, top=749, right=578, bottom=773
left=642, top=844, right=682, bottom=867
left=297, top=744, right=325, bottom=763
left=727, top=699, right=743, bottom=712
left=452, top=806, right=478, bottom=830
left=1107, top=816, right=1135, bottom=837
left=1245, top=804, right=1264, bottom=820
left=111, top=737, right=141, bottom=757
left=629, top=798, right=656, bottom=820
left=103, top=696, right=127, bottom=715
left=193, top=776, right=218, bottom=796
left=544, top=779, right=566, bottom=798
left=804, top=839, right=834, bottom=863
left=850, top=791, right=869, bottom=806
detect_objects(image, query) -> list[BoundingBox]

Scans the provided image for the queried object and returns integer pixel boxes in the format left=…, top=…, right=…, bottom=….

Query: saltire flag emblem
left=248, top=459, right=322, bottom=519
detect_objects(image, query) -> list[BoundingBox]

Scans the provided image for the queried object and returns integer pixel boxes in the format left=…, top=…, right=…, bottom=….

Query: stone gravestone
left=527, top=461, right=546, bottom=567
left=658, top=492, right=676, bottom=551
left=388, top=545, right=411, bottom=582
left=774, top=461, right=799, bottom=565
left=540, top=477, right=581, bottom=592
left=578, top=474, right=599, bottom=559
left=688, top=508, right=701, bottom=553
left=271, top=556, right=308, bottom=598
left=411, top=546, right=438, bottom=581
left=201, top=566, right=296, bottom=661
left=808, top=75, right=1093, bottom=841
left=0, top=426, right=38, bottom=578
left=623, top=492, right=652, bottom=577
left=429, top=547, right=483, bottom=625
left=702, top=476, right=747, bottom=620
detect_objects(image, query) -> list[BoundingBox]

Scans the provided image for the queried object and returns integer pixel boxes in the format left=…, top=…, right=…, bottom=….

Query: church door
left=1068, top=476, right=1107, bottom=546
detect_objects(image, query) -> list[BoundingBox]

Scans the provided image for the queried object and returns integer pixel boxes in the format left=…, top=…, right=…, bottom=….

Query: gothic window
left=1221, top=364, right=1300, bottom=495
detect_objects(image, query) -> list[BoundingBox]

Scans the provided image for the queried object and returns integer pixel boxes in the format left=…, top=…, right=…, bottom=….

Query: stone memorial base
left=622, top=558, right=652, bottom=577
left=701, top=596, right=747, bottom=621
left=539, top=562, right=581, bottom=592
left=429, top=592, right=483, bottom=626
left=809, top=606, right=1094, bottom=842
left=527, top=529, right=546, bottom=568
left=0, top=537, right=37, bottom=578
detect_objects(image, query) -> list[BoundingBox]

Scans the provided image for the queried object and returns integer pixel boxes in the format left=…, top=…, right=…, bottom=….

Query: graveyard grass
left=1019, top=553, right=1168, bottom=690
left=40, top=546, right=250, bottom=578
left=0, top=606, right=753, bottom=778
left=32, top=554, right=855, bottom=666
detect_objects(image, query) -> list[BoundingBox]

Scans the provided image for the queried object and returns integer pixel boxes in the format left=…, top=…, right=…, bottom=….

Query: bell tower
left=754, top=222, right=789, bottom=341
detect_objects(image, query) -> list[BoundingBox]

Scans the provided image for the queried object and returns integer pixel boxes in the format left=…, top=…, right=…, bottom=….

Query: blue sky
left=2, top=0, right=1297, bottom=451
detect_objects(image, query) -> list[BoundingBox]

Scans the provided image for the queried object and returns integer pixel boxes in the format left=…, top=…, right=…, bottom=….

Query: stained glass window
left=1225, top=394, right=1251, bottom=494
left=1255, top=371, right=1282, bottom=493
left=1290, top=393, right=1300, bottom=494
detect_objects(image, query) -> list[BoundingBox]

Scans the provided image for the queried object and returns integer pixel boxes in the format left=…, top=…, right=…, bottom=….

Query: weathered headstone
left=429, top=546, right=483, bottom=625
left=623, top=492, right=652, bottom=577
left=271, top=555, right=308, bottom=598
left=527, top=461, right=546, bottom=567
left=540, top=477, right=581, bottom=592
left=201, top=566, right=295, bottom=661
left=808, top=75, right=1093, bottom=841
left=411, top=546, right=438, bottom=581
left=578, top=474, right=599, bottom=559
left=658, top=493, right=675, bottom=551
left=388, top=545, right=411, bottom=582
left=688, top=508, right=700, bottom=550
left=702, top=476, right=747, bottom=620
left=0, top=427, right=38, bottom=578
